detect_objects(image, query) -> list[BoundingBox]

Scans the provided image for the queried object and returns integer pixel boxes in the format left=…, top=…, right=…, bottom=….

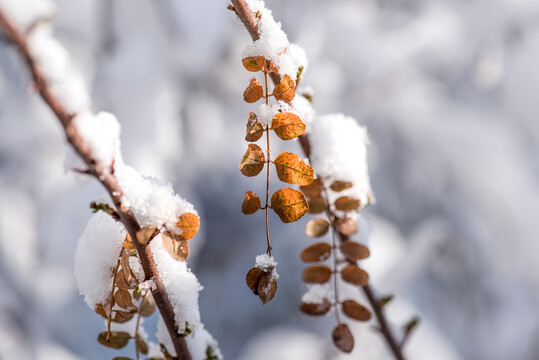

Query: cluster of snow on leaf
left=255, top=253, right=279, bottom=280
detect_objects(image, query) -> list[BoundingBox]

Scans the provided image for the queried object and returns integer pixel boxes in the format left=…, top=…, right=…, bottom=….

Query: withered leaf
left=176, top=212, right=200, bottom=241
left=341, top=265, right=369, bottom=286
left=112, top=357, right=133, bottom=360
left=257, top=272, right=277, bottom=304
left=335, top=217, right=358, bottom=236
left=136, top=335, right=149, bottom=355
left=135, top=226, right=157, bottom=245
left=123, top=234, right=136, bottom=250
left=299, top=299, right=332, bottom=316
left=330, top=180, right=353, bottom=192
left=271, top=112, right=305, bottom=140
left=300, top=178, right=322, bottom=199
left=245, top=112, right=264, bottom=142
left=332, top=323, right=355, bottom=353
left=112, top=309, right=137, bottom=323
left=307, top=197, right=327, bottom=214
left=271, top=188, right=308, bottom=223
left=246, top=267, right=264, bottom=296
left=94, top=303, right=108, bottom=318
left=242, top=191, right=262, bottom=215
left=334, top=196, right=361, bottom=211
left=243, top=77, right=264, bottom=103
left=114, top=289, right=135, bottom=309
left=162, top=231, right=189, bottom=261
left=140, top=294, right=157, bottom=317
left=305, top=218, right=330, bottom=237
left=97, top=331, right=131, bottom=349
left=273, top=152, right=314, bottom=186
left=120, top=250, right=133, bottom=284
left=340, top=241, right=370, bottom=262
left=273, top=74, right=296, bottom=102
left=342, top=299, right=372, bottom=322
left=302, top=265, right=332, bottom=284
left=242, top=56, right=265, bottom=72
left=115, top=268, right=136, bottom=290
left=301, top=242, right=332, bottom=262
left=240, top=143, right=266, bottom=177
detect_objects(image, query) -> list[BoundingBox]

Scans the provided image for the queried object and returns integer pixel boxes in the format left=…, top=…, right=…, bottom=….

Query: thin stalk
left=106, top=247, right=125, bottom=342
left=134, top=292, right=145, bottom=360
left=264, top=63, right=272, bottom=256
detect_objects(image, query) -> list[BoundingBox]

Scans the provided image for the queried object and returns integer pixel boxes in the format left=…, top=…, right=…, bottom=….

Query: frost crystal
left=255, top=253, right=279, bottom=280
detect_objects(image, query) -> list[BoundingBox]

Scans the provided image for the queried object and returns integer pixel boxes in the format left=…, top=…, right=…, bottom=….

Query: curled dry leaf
left=302, top=265, right=332, bottom=284
left=135, top=226, right=157, bottom=246
left=240, top=143, right=266, bottom=177
left=299, top=299, right=332, bottom=316
left=242, top=56, right=265, bottom=72
left=257, top=272, right=278, bottom=304
left=342, top=299, right=372, bottom=321
left=301, top=242, right=332, bottom=263
left=271, top=188, right=308, bottom=223
left=341, top=265, right=369, bottom=286
left=335, top=217, right=358, bottom=236
left=273, top=152, right=314, bottom=186
left=273, top=74, right=296, bottom=102
left=114, top=289, right=135, bottom=309
left=97, top=331, right=131, bottom=349
left=115, top=268, right=136, bottom=290
left=246, top=267, right=264, bottom=296
left=271, top=112, right=305, bottom=140
left=122, top=234, right=136, bottom=250
left=330, top=180, right=353, bottom=192
left=300, top=178, right=322, bottom=199
left=162, top=231, right=189, bottom=261
left=243, top=77, right=264, bottom=103
left=245, top=112, right=264, bottom=142
left=340, top=241, right=370, bottom=262
left=120, top=250, right=133, bottom=284
left=94, top=303, right=108, bottom=318
left=242, top=191, right=262, bottom=215
left=305, top=218, right=330, bottom=237
left=307, top=197, right=327, bottom=214
left=112, top=309, right=137, bottom=323
left=332, top=324, right=355, bottom=353
left=334, top=196, right=361, bottom=211
left=176, top=212, right=200, bottom=240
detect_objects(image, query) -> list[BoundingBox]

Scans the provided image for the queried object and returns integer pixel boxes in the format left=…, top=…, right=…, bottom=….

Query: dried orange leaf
left=341, top=265, right=369, bottom=286
left=273, top=74, right=296, bottom=102
left=176, top=212, right=200, bottom=240
left=332, top=323, right=354, bottom=353
left=335, top=217, right=358, bottom=236
left=270, top=188, right=308, bottom=223
left=302, top=265, right=332, bottom=284
left=342, top=299, right=372, bottom=322
left=299, top=299, right=332, bottom=316
left=340, top=241, right=370, bottom=262
left=271, top=112, right=305, bottom=140
left=307, top=197, right=327, bottom=214
left=245, top=112, right=265, bottom=142
left=242, top=191, right=262, bottom=215
left=257, top=272, right=277, bottom=304
left=97, top=331, right=131, bottom=349
left=240, top=143, right=266, bottom=177
left=305, top=218, right=330, bottom=237
left=94, top=303, right=108, bottom=318
left=334, top=196, right=361, bottom=211
left=243, top=77, right=264, bottom=103
left=330, top=180, right=353, bottom=192
left=114, top=289, right=135, bottom=309
left=246, top=267, right=264, bottom=295
left=274, top=152, right=314, bottom=186
left=267, top=60, right=279, bottom=73
left=162, top=232, right=190, bottom=261
left=242, top=56, right=265, bottom=72
left=301, top=242, right=332, bottom=262
left=123, top=234, right=136, bottom=250
left=300, top=178, right=322, bottom=198
left=135, top=227, right=157, bottom=246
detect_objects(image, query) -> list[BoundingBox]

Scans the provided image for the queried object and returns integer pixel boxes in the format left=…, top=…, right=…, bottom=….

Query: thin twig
left=0, top=10, right=191, bottom=360
left=263, top=62, right=272, bottom=256
left=107, top=247, right=125, bottom=342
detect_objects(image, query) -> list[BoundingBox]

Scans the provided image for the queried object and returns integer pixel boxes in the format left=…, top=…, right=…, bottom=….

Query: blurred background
left=1, top=0, right=539, bottom=359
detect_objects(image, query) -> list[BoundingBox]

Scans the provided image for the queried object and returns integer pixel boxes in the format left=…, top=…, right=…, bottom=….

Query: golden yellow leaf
left=176, top=212, right=199, bottom=240
left=242, top=191, right=262, bottom=215
left=273, top=152, right=314, bottom=186
left=271, top=112, right=305, bottom=140
left=242, top=56, right=265, bottom=72
left=341, top=265, right=369, bottom=286
left=341, top=300, right=372, bottom=322
left=270, top=188, right=308, bottom=223
left=245, top=112, right=265, bottom=142
left=122, top=234, right=136, bottom=250
left=332, top=324, right=354, bottom=353
left=240, top=143, right=266, bottom=177
left=302, top=265, right=332, bottom=284
left=273, top=74, right=296, bottom=102
left=243, top=77, right=264, bottom=103
left=334, top=196, right=361, bottom=211
left=301, top=242, right=332, bottom=262
left=305, top=218, right=330, bottom=237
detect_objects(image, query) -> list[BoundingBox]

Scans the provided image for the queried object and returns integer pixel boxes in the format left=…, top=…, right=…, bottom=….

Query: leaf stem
left=264, top=63, right=272, bottom=256
left=107, top=247, right=125, bottom=342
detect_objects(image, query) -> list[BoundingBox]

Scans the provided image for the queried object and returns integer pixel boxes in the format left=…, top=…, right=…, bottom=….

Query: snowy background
left=1, top=0, right=539, bottom=359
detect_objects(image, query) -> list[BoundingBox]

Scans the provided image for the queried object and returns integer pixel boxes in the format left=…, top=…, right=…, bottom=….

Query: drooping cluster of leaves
left=298, top=179, right=372, bottom=353
left=239, top=56, right=314, bottom=304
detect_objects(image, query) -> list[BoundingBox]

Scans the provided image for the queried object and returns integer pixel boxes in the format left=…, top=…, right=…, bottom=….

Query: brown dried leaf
left=301, top=242, right=332, bottom=263
left=162, top=231, right=190, bottom=261
left=97, top=331, right=131, bottom=349
left=123, top=234, right=136, bottom=250
left=334, top=196, right=361, bottom=211
left=242, top=191, right=262, bottom=215
left=305, top=218, right=330, bottom=237
left=342, top=299, right=372, bottom=322
left=332, top=323, right=354, bottom=353
left=340, top=241, right=370, bottom=262
left=330, top=180, right=353, bottom=192
left=240, top=143, right=266, bottom=177
left=242, top=56, right=265, bottom=72
left=245, top=112, right=264, bottom=142
left=300, top=178, right=322, bottom=199
left=112, top=357, right=133, bottom=360
left=274, top=152, right=314, bottom=186
left=271, top=188, right=308, bottom=223
left=176, top=212, right=200, bottom=241
left=335, top=217, right=358, bottom=236
left=246, top=267, right=264, bottom=296
left=136, top=226, right=157, bottom=246
left=121, top=250, right=133, bottom=284
left=257, top=272, right=277, bottom=304
left=302, top=265, right=332, bottom=284
left=341, top=265, right=369, bottom=286
left=114, top=289, right=135, bottom=309
left=140, top=294, right=157, bottom=317
left=243, top=77, right=264, bottom=103
left=267, top=60, right=279, bottom=73
left=94, top=303, right=108, bottom=318
left=299, top=299, right=332, bottom=316
left=111, top=309, right=137, bottom=323
left=307, top=197, right=327, bottom=214
left=115, top=268, right=136, bottom=290
left=271, top=112, right=305, bottom=140
left=273, top=74, right=296, bottom=102
left=136, top=335, right=149, bottom=355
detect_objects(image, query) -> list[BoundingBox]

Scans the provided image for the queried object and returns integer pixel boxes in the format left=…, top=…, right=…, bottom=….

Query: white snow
left=301, top=284, right=332, bottom=305
left=0, top=0, right=55, bottom=30
left=255, top=253, right=279, bottom=280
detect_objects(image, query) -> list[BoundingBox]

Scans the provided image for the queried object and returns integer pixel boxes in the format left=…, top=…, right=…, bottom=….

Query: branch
left=0, top=10, right=191, bottom=360
left=230, top=1, right=405, bottom=358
